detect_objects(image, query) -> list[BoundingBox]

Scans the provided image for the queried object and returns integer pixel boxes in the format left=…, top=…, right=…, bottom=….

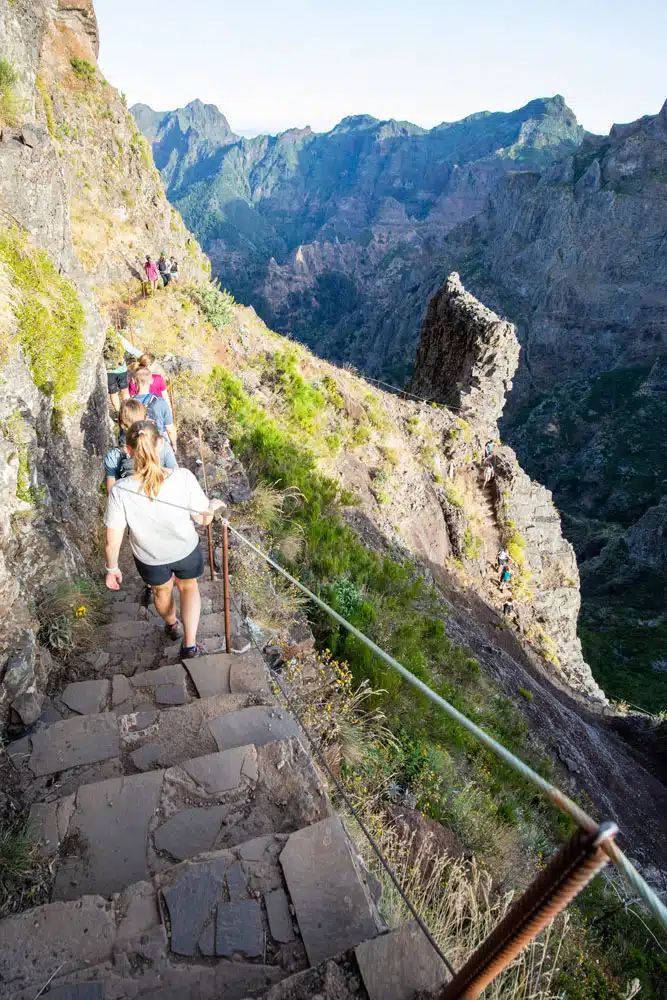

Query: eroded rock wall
left=409, top=272, right=520, bottom=433
left=412, top=273, right=606, bottom=702
left=0, top=0, right=206, bottom=729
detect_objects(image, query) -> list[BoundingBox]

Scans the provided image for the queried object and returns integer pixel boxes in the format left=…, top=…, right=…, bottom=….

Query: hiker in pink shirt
left=144, top=254, right=159, bottom=293
left=129, top=353, right=168, bottom=399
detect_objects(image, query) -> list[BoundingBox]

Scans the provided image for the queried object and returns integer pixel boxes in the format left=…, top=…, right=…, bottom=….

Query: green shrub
left=462, top=528, right=483, bottom=560
left=0, top=57, right=21, bottom=127
left=70, top=57, right=96, bottom=83
left=188, top=280, right=235, bottom=330
left=351, top=423, right=370, bottom=446
left=518, top=687, right=534, bottom=701
left=35, top=75, right=55, bottom=137
left=265, top=351, right=326, bottom=432
left=443, top=482, right=465, bottom=508
left=0, top=227, right=85, bottom=403
left=322, top=374, right=344, bottom=410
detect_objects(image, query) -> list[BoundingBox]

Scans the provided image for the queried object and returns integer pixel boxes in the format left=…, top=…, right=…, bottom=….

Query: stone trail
left=0, top=571, right=449, bottom=999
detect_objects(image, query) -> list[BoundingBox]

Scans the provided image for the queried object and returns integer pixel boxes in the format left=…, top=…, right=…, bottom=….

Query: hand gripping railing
left=217, top=521, right=667, bottom=944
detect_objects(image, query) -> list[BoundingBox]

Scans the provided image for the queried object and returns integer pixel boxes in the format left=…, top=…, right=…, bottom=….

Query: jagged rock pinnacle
left=410, top=272, right=520, bottom=431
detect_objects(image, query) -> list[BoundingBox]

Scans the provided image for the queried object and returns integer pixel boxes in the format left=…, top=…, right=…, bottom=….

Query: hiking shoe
left=180, top=643, right=203, bottom=659
left=164, top=620, right=184, bottom=641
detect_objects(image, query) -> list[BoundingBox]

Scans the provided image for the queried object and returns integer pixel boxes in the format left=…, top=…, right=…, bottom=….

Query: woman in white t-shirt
left=104, top=421, right=224, bottom=658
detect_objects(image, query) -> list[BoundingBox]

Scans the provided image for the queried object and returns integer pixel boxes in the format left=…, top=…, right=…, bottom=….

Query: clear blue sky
left=95, top=0, right=666, bottom=136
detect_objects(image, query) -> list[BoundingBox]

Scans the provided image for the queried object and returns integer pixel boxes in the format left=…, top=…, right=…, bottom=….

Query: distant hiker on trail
left=144, top=255, right=159, bottom=294
left=104, top=420, right=225, bottom=659
left=170, top=257, right=180, bottom=282
left=104, top=328, right=143, bottom=412
left=485, top=440, right=494, bottom=458
left=103, top=399, right=176, bottom=492
left=499, top=564, right=512, bottom=588
left=483, top=462, right=495, bottom=486
left=498, top=549, right=509, bottom=567
left=129, top=353, right=167, bottom=399
left=502, top=600, right=514, bottom=616
left=132, top=366, right=178, bottom=464
left=158, top=251, right=171, bottom=287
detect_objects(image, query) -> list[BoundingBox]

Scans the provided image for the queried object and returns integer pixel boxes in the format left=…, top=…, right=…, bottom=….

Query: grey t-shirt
left=104, top=468, right=209, bottom=566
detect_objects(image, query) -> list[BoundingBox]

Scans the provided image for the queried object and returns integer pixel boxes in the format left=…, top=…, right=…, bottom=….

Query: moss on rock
left=0, top=227, right=85, bottom=403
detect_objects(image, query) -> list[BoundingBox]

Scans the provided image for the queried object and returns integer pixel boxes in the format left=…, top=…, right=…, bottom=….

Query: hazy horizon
left=95, top=0, right=666, bottom=137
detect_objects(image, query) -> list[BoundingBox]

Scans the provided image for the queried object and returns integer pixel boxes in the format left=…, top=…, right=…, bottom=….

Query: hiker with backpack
left=132, top=366, right=178, bottom=464
left=129, top=353, right=168, bottom=399
left=499, top=563, right=512, bottom=589
left=170, top=257, right=180, bottom=283
left=104, top=328, right=143, bottom=412
left=103, top=398, right=176, bottom=492
left=104, top=420, right=225, bottom=659
left=144, top=255, right=159, bottom=294
left=158, top=251, right=171, bottom=288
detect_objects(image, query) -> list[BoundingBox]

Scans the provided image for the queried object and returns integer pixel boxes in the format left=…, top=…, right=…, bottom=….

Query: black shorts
left=134, top=544, right=204, bottom=587
left=107, top=370, right=129, bottom=395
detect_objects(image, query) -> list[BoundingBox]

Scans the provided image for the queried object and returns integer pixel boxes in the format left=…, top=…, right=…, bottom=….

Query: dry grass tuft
left=0, top=817, right=51, bottom=918
left=37, top=578, right=108, bottom=658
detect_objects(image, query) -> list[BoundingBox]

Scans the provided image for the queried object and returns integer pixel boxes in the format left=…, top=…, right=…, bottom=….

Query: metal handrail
left=220, top=518, right=667, bottom=934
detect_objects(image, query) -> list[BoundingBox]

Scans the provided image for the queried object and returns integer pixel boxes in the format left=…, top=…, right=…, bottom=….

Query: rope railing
left=106, top=480, right=667, bottom=933
left=220, top=518, right=667, bottom=934
left=361, top=373, right=468, bottom=414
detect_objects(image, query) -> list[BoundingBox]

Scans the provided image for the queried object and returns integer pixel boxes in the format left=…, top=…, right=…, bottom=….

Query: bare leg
left=153, top=578, right=177, bottom=626
left=119, top=387, right=130, bottom=403
left=109, top=391, right=121, bottom=413
left=175, top=577, right=201, bottom=648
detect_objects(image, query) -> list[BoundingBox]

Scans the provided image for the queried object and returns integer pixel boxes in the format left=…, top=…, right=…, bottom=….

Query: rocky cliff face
left=132, top=95, right=584, bottom=348
left=411, top=273, right=605, bottom=700
left=410, top=273, right=520, bottom=432
left=0, top=0, right=206, bottom=729
left=136, top=93, right=667, bottom=708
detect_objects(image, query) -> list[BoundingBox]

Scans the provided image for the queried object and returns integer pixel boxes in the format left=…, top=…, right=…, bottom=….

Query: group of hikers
left=143, top=251, right=179, bottom=294
left=103, top=332, right=223, bottom=660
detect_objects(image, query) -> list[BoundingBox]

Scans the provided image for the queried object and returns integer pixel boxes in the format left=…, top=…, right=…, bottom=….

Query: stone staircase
left=0, top=576, right=449, bottom=1000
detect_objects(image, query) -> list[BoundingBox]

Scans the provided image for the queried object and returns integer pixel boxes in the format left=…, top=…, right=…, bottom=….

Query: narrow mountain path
left=0, top=480, right=448, bottom=1000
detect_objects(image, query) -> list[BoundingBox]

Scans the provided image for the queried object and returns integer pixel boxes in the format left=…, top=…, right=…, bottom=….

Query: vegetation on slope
left=0, top=226, right=85, bottom=405
left=509, top=366, right=667, bottom=711
left=155, top=288, right=665, bottom=996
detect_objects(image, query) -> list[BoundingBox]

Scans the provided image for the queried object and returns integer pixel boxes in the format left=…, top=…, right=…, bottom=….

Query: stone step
left=29, top=736, right=326, bottom=902
left=355, top=921, right=449, bottom=999
left=280, top=816, right=382, bottom=967
left=10, top=690, right=288, bottom=804
left=48, top=650, right=268, bottom=720
left=0, top=839, right=298, bottom=999
left=0, top=824, right=386, bottom=1000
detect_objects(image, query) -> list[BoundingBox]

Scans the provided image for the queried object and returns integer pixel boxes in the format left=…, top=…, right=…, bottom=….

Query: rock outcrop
left=412, top=273, right=605, bottom=702
left=409, top=272, right=520, bottom=432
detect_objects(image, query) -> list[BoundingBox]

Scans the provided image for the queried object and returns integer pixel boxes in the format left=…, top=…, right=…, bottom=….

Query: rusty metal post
left=197, top=426, right=215, bottom=583
left=437, top=823, right=618, bottom=1000
left=168, top=383, right=177, bottom=428
left=222, top=523, right=231, bottom=654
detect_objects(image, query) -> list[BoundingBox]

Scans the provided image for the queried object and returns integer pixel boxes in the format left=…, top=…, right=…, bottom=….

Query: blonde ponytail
left=126, top=421, right=164, bottom=499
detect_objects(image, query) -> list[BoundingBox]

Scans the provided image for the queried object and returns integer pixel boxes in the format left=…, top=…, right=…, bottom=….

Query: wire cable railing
left=220, top=519, right=667, bottom=933
left=108, top=477, right=666, bottom=996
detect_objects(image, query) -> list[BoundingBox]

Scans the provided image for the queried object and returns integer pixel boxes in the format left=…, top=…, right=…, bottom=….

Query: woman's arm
left=104, top=526, right=125, bottom=590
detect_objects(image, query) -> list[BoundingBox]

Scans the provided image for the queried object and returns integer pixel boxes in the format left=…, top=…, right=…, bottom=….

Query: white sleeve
left=184, top=470, right=210, bottom=514
left=104, top=487, right=128, bottom=530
